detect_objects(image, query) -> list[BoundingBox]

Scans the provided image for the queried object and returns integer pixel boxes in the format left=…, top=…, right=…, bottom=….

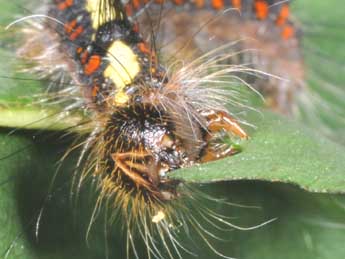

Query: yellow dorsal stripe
left=86, top=0, right=123, bottom=29
left=103, top=40, right=141, bottom=105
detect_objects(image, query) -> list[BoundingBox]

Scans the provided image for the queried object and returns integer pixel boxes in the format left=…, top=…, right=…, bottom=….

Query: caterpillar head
left=92, top=62, right=248, bottom=203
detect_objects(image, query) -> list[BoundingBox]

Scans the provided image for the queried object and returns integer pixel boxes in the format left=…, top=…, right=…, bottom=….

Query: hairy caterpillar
left=0, top=0, right=344, bottom=258
left=1, top=0, right=264, bottom=258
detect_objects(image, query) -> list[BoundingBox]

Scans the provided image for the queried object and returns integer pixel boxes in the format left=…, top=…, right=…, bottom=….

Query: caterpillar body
left=3, top=0, right=257, bottom=258
left=122, top=0, right=345, bottom=139
left=1, top=0, right=344, bottom=258
left=17, top=0, right=249, bottom=199
left=122, top=0, right=301, bottom=115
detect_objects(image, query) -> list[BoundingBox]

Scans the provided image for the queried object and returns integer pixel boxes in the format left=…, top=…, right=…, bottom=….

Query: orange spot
left=92, top=85, right=99, bottom=97
left=69, top=25, right=83, bottom=41
left=138, top=43, right=158, bottom=68
left=231, top=0, right=241, bottom=9
left=194, top=0, right=204, bottom=8
left=211, top=0, right=224, bottom=10
left=57, top=0, right=73, bottom=10
left=84, top=55, right=101, bottom=75
left=80, top=50, right=89, bottom=64
left=132, top=0, right=141, bottom=9
left=138, top=42, right=151, bottom=55
left=133, top=23, right=139, bottom=33
left=173, top=0, right=184, bottom=5
left=64, top=19, right=77, bottom=33
left=276, top=4, right=290, bottom=26
left=125, top=4, right=133, bottom=16
left=77, top=47, right=83, bottom=54
left=281, top=25, right=294, bottom=40
left=254, top=0, right=268, bottom=20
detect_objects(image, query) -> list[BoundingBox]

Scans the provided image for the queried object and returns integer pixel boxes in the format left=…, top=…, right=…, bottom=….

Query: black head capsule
left=101, top=104, right=192, bottom=201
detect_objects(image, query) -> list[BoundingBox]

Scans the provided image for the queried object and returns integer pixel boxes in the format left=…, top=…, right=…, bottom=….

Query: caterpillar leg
left=111, top=151, right=158, bottom=190
left=200, top=110, right=247, bottom=163
left=202, top=110, right=248, bottom=139
left=200, top=144, right=240, bottom=163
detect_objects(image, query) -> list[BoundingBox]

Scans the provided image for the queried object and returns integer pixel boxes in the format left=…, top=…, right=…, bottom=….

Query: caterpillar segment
left=122, top=0, right=304, bottom=115
left=124, top=0, right=297, bottom=41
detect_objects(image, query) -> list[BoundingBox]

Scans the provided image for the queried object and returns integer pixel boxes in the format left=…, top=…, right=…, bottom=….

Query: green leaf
left=171, top=112, right=345, bottom=193
left=0, top=131, right=109, bottom=259
left=2, top=135, right=345, bottom=259
left=0, top=133, right=37, bottom=259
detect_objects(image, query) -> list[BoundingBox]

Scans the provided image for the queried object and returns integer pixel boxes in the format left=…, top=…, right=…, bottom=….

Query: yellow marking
left=103, top=40, right=140, bottom=105
left=86, top=0, right=123, bottom=30
left=152, top=211, right=165, bottom=223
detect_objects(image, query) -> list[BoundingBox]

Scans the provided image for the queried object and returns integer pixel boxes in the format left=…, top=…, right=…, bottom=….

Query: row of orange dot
left=69, top=28, right=101, bottom=76
left=275, top=4, right=295, bottom=40
left=137, top=42, right=160, bottom=75
left=127, top=0, right=243, bottom=14
left=57, top=0, right=73, bottom=11
left=64, top=18, right=84, bottom=41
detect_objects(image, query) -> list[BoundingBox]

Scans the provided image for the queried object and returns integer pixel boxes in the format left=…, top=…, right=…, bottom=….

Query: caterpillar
left=1, top=0, right=261, bottom=258
left=0, top=0, right=344, bottom=258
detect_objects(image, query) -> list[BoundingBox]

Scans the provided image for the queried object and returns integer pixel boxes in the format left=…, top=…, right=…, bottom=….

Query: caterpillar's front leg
left=199, top=110, right=247, bottom=163
left=112, top=150, right=158, bottom=191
